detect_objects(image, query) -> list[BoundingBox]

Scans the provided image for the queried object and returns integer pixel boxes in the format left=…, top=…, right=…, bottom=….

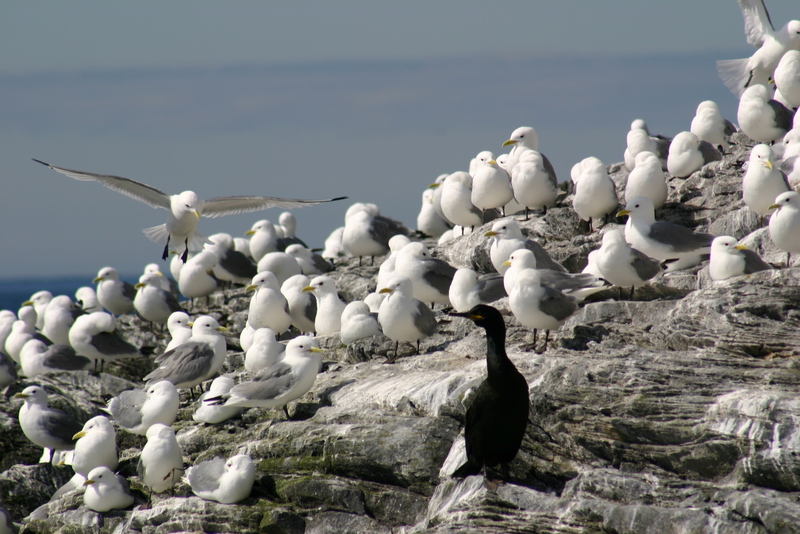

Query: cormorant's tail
left=452, top=460, right=482, bottom=478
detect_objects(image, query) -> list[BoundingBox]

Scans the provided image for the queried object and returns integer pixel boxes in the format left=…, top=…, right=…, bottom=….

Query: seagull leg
left=630, top=286, right=635, bottom=300
left=181, top=238, right=190, bottom=262
left=162, top=236, right=171, bottom=261
left=358, top=256, right=362, bottom=267
left=524, top=207, right=529, bottom=221
left=415, top=340, right=421, bottom=355
left=385, top=341, right=400, bottom=364
left=283, top=404, right=291, bottom=419
left=481, top=209, right=486, bottom=224
left=535, top=331, right=550, bottom=354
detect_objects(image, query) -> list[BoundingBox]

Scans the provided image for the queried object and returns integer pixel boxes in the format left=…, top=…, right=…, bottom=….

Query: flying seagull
left=32, top=159, right=347, bottom=262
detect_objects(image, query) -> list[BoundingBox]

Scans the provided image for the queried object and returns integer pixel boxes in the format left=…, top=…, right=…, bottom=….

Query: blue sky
left=1, top=1, right=796, bottom=279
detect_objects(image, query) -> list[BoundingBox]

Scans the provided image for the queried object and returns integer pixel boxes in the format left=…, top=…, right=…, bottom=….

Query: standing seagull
left=14, top=385, right=84, bottom=463
left=594, top=230, right=662, bottom=299
left=768, top=191, right=800, bottom=265
left=134, top=272, right=184, bottom=325
left=509, top=269, right=578, bottom=353
left=485, top=218, right=566, bottom=275
left=33, top=159, right=346, bottom=262
left=138, top=424, right=184, bottom=494
left=716, top=1, right=800, bottom=97
left=393, top=242, right=457, bottom=308
left=742, top=144, right=791, bottom=223
left=106, top=381, right=180, bottom=436
left=68, top=312, right=141, bottom=372
left=447, top=305, right=529, bottom=486
left=93, top=267, right=136, bottom=316
left=302, top=276, right=346, bottom=336
left=378, top=276, right=437, bottom=361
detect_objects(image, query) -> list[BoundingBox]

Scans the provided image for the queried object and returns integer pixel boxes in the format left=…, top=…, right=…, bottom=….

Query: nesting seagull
left=93, top=267, right=136, bottom=316
left=690, top=100, right=737, bottom=152
left=302, top=275, right=346, bottom=336
left=15, top=385, right=84, bottom=463
left=186, top=454, right=256, bottom=504
left=144, top=315, right=228, bottom=391
left=378, top=276, right=437, bottom=361
left=340, top=301, right=382, bottom=344
left=204, top=232, right=257, bottom=285
left=775, top=50, right=800, bottom=109
left=134, top=272, right=184, bottom=324
left=716, top=1, right=800, bottom=97
left=485, top=218, right=566, bottom=275
left=193, top=376, right=244, bottom=425
left=106, top=381, right=180, bottom=435
left=573, top=157, right=619, bottom=232
left=618, top=196, right=715, bottom=271
left=246, top=272, right=292, bottom=334
left=449, top=268, right=506, bottom=313
left=280, top=274, right=317, bottom=334
left=245, top=328, right=285, bottom=373
left=138, top=423, right=184, bottom=494
left=594, top=230, right=662, bottom=299
left=502, top=249, right=605, bottom=301
left=737, top=84, right=795, bottom=143
left=666, top=131, right=722, bottom=179
left=83, top=466, right=134, bottom=512
left=71, top=415, right=118, bottom=477
left=393, top=242, right=457, bottom=307
left=205, top=336, right=323, bottom=418
left=509, top=269, right=578, bottom=353
left=284, top=244, right=332, bottom=275
left=33, top=159, right=346, bottom=262
left=19, top=340, right=91, bottom=377
left=768, top=191, right=800, bottom=265
left=742, top=144, right=791, bottom=221
left=709, top=236, right=772, bottom=281
left=625, top=151, right=668, bottom=209
left=68, top=312, right=141, bottom=371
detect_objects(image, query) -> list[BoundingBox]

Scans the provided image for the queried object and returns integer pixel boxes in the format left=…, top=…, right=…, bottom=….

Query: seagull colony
left=2, top=0, right=800, bottom=526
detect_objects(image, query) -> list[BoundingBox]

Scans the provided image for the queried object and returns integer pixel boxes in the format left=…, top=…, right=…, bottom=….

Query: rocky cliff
left=2, top=132, right=800, bottom=533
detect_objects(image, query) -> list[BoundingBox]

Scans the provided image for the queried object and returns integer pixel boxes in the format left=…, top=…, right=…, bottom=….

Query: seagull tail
left=143, top=224, right=169, bottom=246
left=716, top=58, right=750, bottom=98
left=203, top=394, right=225, bottom=406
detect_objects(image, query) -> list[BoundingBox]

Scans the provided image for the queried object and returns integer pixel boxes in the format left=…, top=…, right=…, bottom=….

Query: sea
left=0, top=275, right=139, bottom=312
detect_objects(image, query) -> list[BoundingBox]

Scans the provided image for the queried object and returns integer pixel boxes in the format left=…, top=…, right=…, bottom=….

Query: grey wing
left=780, top=169, right=792, bottom=190
left=723, top=119, right=737, bottom=136
left=39, top=408, right=84, bottom=446
left=304, top=298, right=317, bottom=324
left=277, top=236, right=309, bottom=250
left=0, top=351, right=18, bottom=380
left=312, top=253, right=333, bottom=273
left=538, top=287, right=578, bottom=322
left=201, top=195, right=347, bottom=218
left=698, top=141, right=722, bottom=164
left=31, top=159, right=171, bottom=209
left=368, top=217, right=409, bottom=248
left=42, top=344, right=91, bottom=371
left=422, top=259, right=457, bottom=296
left=219, top=250, right=257, bottom=279
left=652, top=136, right=671, bottom=161
left=90, top=332, right=139, bottom=357
left=741, top=249, right=772, bottom=274
left=767, top=100, right=794, bottom=132
left=648, top=222, right=714, bottom=253
left=629, top=248, right=663, bottom=281
left=738, top=0, right=773, bottom=47
left=144, top=341, right=213, bottom=385
left=369, top=312, right=383, bottom=333
left=374, top=214, right=410, bottom=236
left=779, top=156, right=797, bottom=175
left=413, top=300, right=437, bottom=337
left=538, top=271, right=600, bottom=291
left=524, top=240, right=567, bottom=273
left=108, top=389, right=146, bottom=428
left=232, top=363, right=296, bottom=401
left=187, top=457, right=225, bottom=492
left=122, top=281, right=137, bottom=302
left=541, top=153, right=559, bottom=188
left=475, top=274, right=507, bottom=303
left=161, top=289, right=184, bottom=314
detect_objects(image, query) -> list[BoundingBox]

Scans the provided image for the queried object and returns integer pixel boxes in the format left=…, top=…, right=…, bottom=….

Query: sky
left=1, top=1, right=797, bottom=281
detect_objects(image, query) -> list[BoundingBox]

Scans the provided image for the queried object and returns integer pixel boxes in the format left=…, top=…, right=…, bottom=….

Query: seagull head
left=175, top=191, right=201, bottom=219
left=14, top=385, right=48, bottom=405
left=769, top=191, right=800, bottom=212
left=93, top=266, right=120, bottom=283
left=502, top=126, right=538, bottom=150
left=711, top=236, right=746, bottom=256
left=617, top=196, right=655, bottom=221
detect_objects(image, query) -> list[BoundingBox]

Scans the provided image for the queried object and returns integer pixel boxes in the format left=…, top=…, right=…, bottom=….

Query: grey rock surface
left=3, top=131, right=800, bottom=533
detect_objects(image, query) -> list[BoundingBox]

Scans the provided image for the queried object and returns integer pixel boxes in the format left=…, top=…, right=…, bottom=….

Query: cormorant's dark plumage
left=448, top=305, right=529, bottom=481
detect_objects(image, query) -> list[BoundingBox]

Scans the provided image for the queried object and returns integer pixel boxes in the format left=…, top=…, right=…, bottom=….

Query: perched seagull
left=33, top=158, right=346, bottom=262
left=742, top=144, right=791, bottom=222
left=0, top=309, right=17, bottom=351
left=510, top=149, right=559, bottom=220
left=19, top=340, right=91, bottom=377
left=280, top=274, right=317, bottom=334
left=485, top=218, right=566, bottom=275
left=106, top=381, right=180, bottom=436
left=625, top=151, right=668, bottom=209
left=342, top=204, right=410, bottom=265
left=277, top=211, right=308, bottom=249
left=71, top=415, right=118, bottom=477
left=138, top=424, right=184, bottom=494
left=5, top=306, right=50, bottom=363
left=624, top=126, right=669, bottom=171
left=42, top=295, right=84, bottom=346
left=246, top=272, right=292, bottom=334
left=302, top=276, right=346, bottom=336
left=440, top=172, right=486, bottom=232
left=143, top=316, right=228, bottom=391
left=501, top=126, right=540, bottom=175
left=204, top=336, right=323, bottom=418
left=417, top=187, right=452, bottom=238
left=737, top=84, right=795, bottom=143
left=573, top=157, right=619, bottom=232
left=774, top=50, right=800, bottom=109
left=15, top=385, right=84, bottom=463
left=83, top=466, right=134, bottom=512
left=93, top=267, right=136, bottom=316
left=716, top=1, right=800, bottom=97
left=768, top=191, right=800, bottom=265
left=165, top=311, right=193, bottom=352
left=75, top=286, right=103, bottom=314
left=0, top=350, right=18, bottom=390
left=471, top=152, right=513, bottom=220
left=618, top=196, right=715, bottom=271
left=393, top=242, right=457, bottom=307
left=245, top=328, right=285, bottom=373
left=68, top=312, right=141, bottom=372
left=321, top=226, right=348, bottom=262
left=378, top=276, right=437, bottom=361
left=340, top=301, right=382, bottom=344
left=376, top=235, right=412, bottom=291
left=24, top=290, right=52, bottom=330
left=594, top=230, right=662, bottom=299
left=690, top=100, right=737, bottom=152
left=502, top=249, right=605, bottom=301
left=709, top=236, right=772, bottom=281
left=204, top=233, right=257, bottom=285
left=193, top=376, right=244, bottom=425
left=509, top=269, right=578, bottom=353
left=449, top=268, right=507, bottom=313
left=178, top=251, right=219, bottom=300
left=284, top=244, right=332, bottom=275
left=246, top=219, right=280, bottom=261
left=186, top=454, right=256, bottom=504
left=134, top=272, right=184, bottom=325
left=666, top=131, right=722, bottom=179
left=427, top=174, right=452, bottom=224
left=142, top=262, right=179, bottom=295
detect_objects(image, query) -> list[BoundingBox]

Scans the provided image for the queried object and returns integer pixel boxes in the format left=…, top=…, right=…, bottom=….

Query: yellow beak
left=13, top=393, right=29, bottom=399
left=83, top=479, right=95, bottom=486
left=428, top=183, right=440, bottom=189
left=135, top=283, right=145, bottom=289
left=217, top=326, right=228, bottom=332
left=187, top=322, right=194, bottom=327
left=192, top=209, right=200, bottom=220
left=487, top=159, right=496, bottom=165
left=484, top=231, right=498, bottom=237
left=301, top=286, right=314, bottom=292
left=22, top=300, right=33, bottom=306
left=379, top=288, right=392, bottom=294
left=92, top=276, right=103, bottom=283
left=73, top=431, right=86, bottom=440
left=309, top=347, right=324, bottom=353
left=502, top=260, right=512, bottom=267
left=501, top=139, right=516, bottom=147
left=763, top=160, right=773, bottom=170
left=734, top=244, right=749, bottom=250
left=245, top=285, right=257, bottom=292
left=769, top=203, right=781, bottom=210
left=245, top=230, right=255, bottom=236
left=617, top=209, right=631, bottom=217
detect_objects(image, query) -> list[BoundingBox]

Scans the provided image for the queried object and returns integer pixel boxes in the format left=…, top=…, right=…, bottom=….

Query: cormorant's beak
left=616, top=209, right=631, bottom=217
left=448, top=311, right=484, bottom=321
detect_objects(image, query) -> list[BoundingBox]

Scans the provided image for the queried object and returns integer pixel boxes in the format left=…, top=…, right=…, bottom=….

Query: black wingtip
left=330, top=196, right=348, bottom=202
left=32, top=158, right=50, bottom=167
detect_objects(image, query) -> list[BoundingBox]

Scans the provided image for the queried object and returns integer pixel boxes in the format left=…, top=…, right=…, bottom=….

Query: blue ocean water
left=0, top=275, right=138, bottom=312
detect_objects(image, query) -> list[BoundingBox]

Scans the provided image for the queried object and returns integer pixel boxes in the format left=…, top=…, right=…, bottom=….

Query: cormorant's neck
left=484, top=324, right=513, bottom=378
